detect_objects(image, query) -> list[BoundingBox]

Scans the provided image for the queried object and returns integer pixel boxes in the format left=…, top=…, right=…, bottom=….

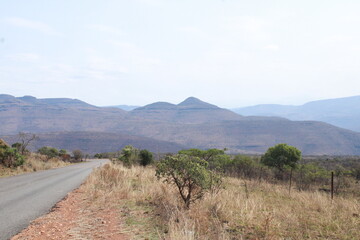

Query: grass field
left=82, top=163, right=360, bottom=239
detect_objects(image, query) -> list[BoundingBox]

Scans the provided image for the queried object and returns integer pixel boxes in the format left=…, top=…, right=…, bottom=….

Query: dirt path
left=11, top=188, right=128, bottom=240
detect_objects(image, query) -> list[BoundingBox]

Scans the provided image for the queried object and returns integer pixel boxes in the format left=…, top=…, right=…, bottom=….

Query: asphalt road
left=0, top=159, right=108, bottom=240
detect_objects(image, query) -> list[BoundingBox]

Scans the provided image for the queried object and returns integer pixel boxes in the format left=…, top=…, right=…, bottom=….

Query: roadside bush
left=37, top=146, right=59, bottom=160
left=72, top=149, right=84, bottom=162
left=156, top=154, right=221, bottom=209
left=139, top=149, right=153, bottom=166
left=118, top=145, right=139, bottom=167
left=0, top=147, right=24, bottom=168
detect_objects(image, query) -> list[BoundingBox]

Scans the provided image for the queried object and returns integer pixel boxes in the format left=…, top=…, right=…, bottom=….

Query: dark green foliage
left=156, top=154, right=220, bottom=208
left=139, top=149, right=153, bottom=166
left=11, top=142, right=22, bottom=151
left=261, top=143, right=301, bottom=172
left=37, top=146, right=59, bottom=159
left=0, top=145, right=24, bottom=168
left=352, top=164, right=360, bottom=180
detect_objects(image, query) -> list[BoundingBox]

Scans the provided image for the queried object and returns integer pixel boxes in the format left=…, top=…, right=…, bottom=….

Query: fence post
left=331, top=171, right=334, bottom=200
left=289, top=168, right=293, bottom=195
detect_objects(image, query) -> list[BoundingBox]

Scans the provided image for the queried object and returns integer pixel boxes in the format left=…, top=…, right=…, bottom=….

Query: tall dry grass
left=0, top=153, right=70, bottom=177
left=83, top=163, right=360, bottom=239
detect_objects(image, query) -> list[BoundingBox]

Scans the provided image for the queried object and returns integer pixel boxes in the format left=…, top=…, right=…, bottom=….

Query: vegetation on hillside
left=0, top=136, right=83, bottom=177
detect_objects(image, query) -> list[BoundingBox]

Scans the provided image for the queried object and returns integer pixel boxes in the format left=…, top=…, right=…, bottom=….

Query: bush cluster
left=37, top=146, right=83, bottom=162
left=114, top=145, right=153, bottom=167
left=0, top=144, right=24, bottom=168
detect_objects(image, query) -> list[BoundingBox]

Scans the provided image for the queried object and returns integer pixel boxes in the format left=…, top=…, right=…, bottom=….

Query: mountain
left=2, top=94, right=360, bottom=155
left=2, top=132, right=185, bottom=154
left=232, top=95, right=360, bottom=132
left=110, top=105, right=140, bottom=111
left=130, top=97, right=242, bottom=123
left=0, top=94, right=129, bottom=134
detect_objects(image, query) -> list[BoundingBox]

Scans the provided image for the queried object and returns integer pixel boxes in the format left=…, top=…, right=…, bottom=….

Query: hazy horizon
left=1, top=1, right=360, bottom=108
left=3, top=93, right=360, bottom=109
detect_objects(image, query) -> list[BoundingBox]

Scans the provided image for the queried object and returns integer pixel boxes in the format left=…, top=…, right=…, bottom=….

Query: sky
left=1, top=0, right=360, bottom=108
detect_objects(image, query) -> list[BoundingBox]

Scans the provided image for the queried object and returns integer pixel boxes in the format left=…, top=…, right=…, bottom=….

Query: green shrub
left=156, top=154, right=221, bottom=208
left=139, top=149, right=153, bottom=166
left=0, top=147, right=24, bottom=168
left=118, top=145, right=139, bottom=167
left=37, top=146, right=59, bottom=159
left=178, top=148, right=229, bottom=170
left=295, top=163, right=329, bottom=190
left=261, top=143, right=301, bottom=179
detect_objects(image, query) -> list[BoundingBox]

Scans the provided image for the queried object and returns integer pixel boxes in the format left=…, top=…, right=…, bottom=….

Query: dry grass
left=0, top=153, right=70, bottom=177
left=82, top=163, right=360, bottom=240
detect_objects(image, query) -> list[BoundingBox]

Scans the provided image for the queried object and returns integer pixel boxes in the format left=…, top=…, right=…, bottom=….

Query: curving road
left=0, top=159, right=108, bottom=240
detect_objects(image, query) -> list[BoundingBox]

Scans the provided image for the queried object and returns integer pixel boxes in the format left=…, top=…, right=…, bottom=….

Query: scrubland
left=0, top=153, right=70, bottom=177
left=83, top=163, right=360, bottom=240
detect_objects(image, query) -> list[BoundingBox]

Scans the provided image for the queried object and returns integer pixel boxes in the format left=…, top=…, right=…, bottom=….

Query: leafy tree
left=118, top=145, right=139, bottom=167
left=261, top=143, right=301, bottom=172
left=72, top=149, right=84, bottom=162
left=139, top=149, right=153, bottom=166
left=179, top=148, right=225, bottom=161
left=178, top=148, right=228, bottom=170
left=37, top=146, right=59, bottom=159
left=156, top=154, right=220, bottom=208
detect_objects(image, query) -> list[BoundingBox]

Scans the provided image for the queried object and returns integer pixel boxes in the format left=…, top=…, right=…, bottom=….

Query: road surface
left=0, top=159, right=108, bottom=240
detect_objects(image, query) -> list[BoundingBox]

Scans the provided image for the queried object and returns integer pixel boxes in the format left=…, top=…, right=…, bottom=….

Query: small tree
left=17, top=132, right=39, bottom=155
left=72, top=149, right=84, bottom=162
left=156, top=154, right=220, bottom=209
left=261, top=143, right=301, bottom=172
left=139, top=149, right=153, bottom=166
left=118, top=145, right=139, bottom=167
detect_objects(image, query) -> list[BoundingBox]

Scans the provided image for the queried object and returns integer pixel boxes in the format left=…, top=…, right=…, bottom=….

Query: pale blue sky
left=1, top=0, right=360, bottom=107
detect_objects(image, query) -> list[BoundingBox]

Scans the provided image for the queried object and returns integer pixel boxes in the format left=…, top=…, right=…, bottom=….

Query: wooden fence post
left=331, top=171, right=334, bottom=200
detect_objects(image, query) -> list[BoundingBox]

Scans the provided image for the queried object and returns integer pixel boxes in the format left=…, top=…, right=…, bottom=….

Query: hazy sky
left=1, top=0, right=360, bottom=108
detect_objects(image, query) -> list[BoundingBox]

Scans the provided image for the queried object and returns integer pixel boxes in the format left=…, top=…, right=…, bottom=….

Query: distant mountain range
left=2, top=132, right=185, bottom=155
left=1, top=94, right=360, bottom=155
left=232, top=95, right=360, bottom=132
left=111, top=105, right=140, bottom=111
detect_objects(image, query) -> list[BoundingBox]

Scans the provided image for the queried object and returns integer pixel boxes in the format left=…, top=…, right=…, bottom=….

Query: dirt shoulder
left=11, top=187, right=128, bottom=240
